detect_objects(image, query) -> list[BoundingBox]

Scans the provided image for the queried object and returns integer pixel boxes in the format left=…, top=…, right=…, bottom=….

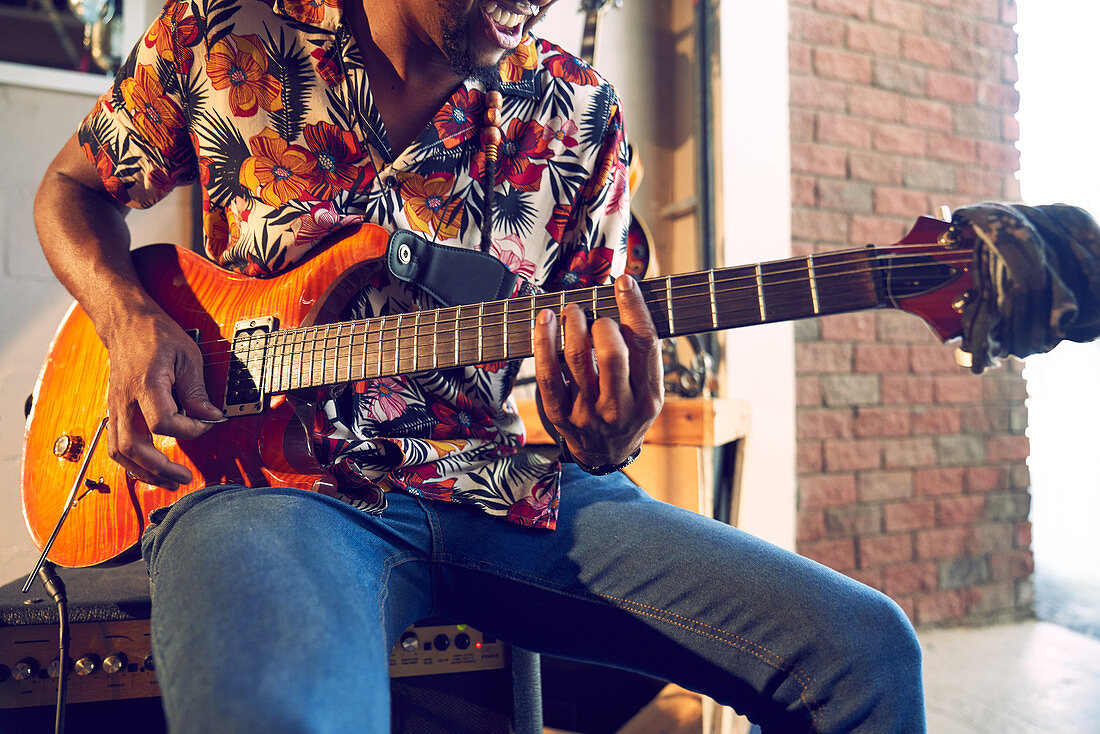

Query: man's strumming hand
left=100, top=307, right=225, bottom=490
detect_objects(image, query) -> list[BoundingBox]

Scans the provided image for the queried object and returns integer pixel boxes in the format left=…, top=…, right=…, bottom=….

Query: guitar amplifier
left=0, top=564, right=513, bottom=733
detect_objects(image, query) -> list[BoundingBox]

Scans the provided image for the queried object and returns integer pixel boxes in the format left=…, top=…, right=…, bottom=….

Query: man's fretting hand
left=533, top=274, right=664, bottom=469
left=102, top=308, right=225, bottom=490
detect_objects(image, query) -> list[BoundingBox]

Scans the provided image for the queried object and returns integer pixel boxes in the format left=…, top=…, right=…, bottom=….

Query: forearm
left=33, top=135, right=163, bottom=345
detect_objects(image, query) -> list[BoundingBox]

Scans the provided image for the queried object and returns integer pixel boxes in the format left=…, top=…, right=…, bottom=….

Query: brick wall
left=790, top=0, right=1034, bottom=625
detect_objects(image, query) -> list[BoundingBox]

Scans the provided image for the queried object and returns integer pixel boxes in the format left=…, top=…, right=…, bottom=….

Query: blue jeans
left=140, top=465, right=925, bottom=733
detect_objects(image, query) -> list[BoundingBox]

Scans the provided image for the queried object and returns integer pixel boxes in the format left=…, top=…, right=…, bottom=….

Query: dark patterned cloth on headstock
left=954, top=203, right=1100, bottom=373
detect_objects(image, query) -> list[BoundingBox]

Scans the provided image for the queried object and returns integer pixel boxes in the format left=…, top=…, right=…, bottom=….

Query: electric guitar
left=22, top=217, right=972, bottom=567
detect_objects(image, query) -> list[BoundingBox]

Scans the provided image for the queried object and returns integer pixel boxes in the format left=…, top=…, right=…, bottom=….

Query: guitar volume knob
left=53, top=435, right=84, bottom=462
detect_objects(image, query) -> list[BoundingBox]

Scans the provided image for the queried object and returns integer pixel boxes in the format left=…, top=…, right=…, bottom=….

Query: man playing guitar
left=31, top=0, right=926, bottom=730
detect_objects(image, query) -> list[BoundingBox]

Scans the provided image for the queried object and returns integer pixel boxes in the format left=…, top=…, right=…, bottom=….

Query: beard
left=440, top=23, right=506, bottom=85
left=432, top=0, right=552, bottom=85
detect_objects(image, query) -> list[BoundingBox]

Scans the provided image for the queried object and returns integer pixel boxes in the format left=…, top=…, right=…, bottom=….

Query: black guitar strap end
left=387, top=229, right=519, bottom=308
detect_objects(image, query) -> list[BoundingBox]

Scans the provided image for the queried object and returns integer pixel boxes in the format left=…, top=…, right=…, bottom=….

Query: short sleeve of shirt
left=77, top=0, right=199, bottom=208
left=543, top=96, right=631, bottom=292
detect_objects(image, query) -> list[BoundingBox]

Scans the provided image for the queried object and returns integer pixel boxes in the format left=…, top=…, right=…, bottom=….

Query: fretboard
left=248, top=249, right=881, bottom=394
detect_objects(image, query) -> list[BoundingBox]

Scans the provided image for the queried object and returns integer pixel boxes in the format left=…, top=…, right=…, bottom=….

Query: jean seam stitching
left=419, top=500, right=444, bottom=614
left=377, top=553, right=427, bottom=628
left=599, top=593, right=822, bottom=731
left=439, top=551, right=821, bottom=731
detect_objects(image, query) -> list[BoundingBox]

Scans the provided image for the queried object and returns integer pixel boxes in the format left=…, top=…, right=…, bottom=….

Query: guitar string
left=199, top=250, right=977, bottom=375
left=198, top=249, right=972, bottom=374
left=199, top=252, right=975, bottom=382
left=191, top=246, right=973, bottom=353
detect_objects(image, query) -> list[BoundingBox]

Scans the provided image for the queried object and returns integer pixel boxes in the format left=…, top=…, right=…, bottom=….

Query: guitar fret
left=298, top=328, right=306, bottom=388
left=344, top=322, right=353, bottom=382
left=326, top=325, right=335, bottom=385
left=477, top=303, right=484, bottom=363
left=268, top=331, right=279, bottom=393
left=755, top=264, right=767, bottom=322
left=301, top=328, right=311, bottom=388
left=397, top=314, right=405, bottom=376
left=353, top=322, right=362, bottom=380
left=559, top=291, right=566, bottom=345
left=287, top=329, right=298, bottom=390
left=708, top=271, right=718, bottom=329
left=665, top=276, right=675, bottom=335
left=412, top=312, right=420, bottom=373
left=365, top=320, right=373, bottom=379
left=313, top=328, right=321, bottom=385
left=808, top=254, right=821, bottom=315
left=432, top=310, right=439, bottom=370
left=502, top=300, right=509, bottom=360
left=453, top=306, right=460, bottom=368
left=364, top=319, right=378, bottom=379
left=286, top=329, right=294, bottom=390
left=380, top=314, right=389, bottom=376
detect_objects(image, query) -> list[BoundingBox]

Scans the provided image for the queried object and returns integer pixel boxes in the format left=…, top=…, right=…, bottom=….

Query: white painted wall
left=718, top=0, right=795, bottom=550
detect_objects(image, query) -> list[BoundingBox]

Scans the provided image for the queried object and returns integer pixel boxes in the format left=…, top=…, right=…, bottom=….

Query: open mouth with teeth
left=480, top=0, right=537, bottom=49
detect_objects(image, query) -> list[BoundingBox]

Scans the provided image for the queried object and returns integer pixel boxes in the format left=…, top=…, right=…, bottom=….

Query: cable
left=38, top=562, right=69, bottom=734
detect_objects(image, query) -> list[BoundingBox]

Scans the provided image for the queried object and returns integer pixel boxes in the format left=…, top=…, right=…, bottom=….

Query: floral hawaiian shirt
left=79, top=0, right=630, bottom=529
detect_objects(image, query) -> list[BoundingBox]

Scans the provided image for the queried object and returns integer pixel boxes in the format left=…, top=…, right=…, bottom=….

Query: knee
left=827, top=585, right=923, bottom=698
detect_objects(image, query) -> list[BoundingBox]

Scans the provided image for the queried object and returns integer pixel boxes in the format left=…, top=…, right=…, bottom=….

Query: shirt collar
left=270, top=0, right=541, bottom=98
left=270, top=0, right=343, bottom=33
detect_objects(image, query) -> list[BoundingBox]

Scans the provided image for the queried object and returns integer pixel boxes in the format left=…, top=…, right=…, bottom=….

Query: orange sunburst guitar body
left=22, top=224, right=389, bottom=568
left=23, top=216, right=973, bottom=568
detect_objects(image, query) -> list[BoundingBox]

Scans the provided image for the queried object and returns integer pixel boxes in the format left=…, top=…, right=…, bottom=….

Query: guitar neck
left=579, top=9, right=600, bottom=65
left=254, top=248, right=887, bottom=394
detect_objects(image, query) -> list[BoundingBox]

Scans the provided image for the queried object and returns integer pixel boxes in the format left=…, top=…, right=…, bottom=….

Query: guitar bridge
left=224, top=316, right=277, bottom=416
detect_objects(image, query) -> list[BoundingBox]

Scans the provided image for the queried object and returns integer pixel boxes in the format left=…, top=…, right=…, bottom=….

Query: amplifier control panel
left=0, top=619, right=159, bottom=710
left=2, top=619, right=504, bottom=708
left=388, top=622, right=505, bottom=679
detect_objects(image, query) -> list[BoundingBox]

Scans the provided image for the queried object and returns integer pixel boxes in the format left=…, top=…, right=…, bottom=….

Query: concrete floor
left=921, top=621, right=1100, bottom=734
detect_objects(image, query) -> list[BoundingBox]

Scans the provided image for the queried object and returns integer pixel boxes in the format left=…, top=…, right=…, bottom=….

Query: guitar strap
left=386, top=229, right=519, bottom=307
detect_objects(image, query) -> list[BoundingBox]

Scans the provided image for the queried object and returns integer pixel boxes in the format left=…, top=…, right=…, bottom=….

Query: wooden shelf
left=514, top=397, right=750, bottom=448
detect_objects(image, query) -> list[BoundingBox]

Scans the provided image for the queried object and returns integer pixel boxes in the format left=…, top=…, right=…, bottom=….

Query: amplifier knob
left=12, top=658, right=38, bottom=681
left=47, top=658, right=63, bottom=678
left=399, top=632, right=419, bottom=652
left=454, top=633, right=471, bottom=650
left=143, top=654, right=156, bottom=672
left=433, top=634, right=450, bottom=652
left=103, top=653, right=128, bottom=675
left=74, top=655, right=100, bottom=676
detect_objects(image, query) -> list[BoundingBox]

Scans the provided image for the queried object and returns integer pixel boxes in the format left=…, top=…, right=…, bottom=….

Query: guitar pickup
left=224, top=316, right=277, bottom=416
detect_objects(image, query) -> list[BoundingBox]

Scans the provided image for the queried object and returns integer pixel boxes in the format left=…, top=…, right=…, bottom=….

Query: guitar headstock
left=579, top=0, right=620, bottom=13
left=878, top=216, right=975, bottom=343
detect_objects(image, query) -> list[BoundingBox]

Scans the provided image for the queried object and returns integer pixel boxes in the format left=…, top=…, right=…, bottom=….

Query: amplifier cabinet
left=2, top=567, right=514, bottom=733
